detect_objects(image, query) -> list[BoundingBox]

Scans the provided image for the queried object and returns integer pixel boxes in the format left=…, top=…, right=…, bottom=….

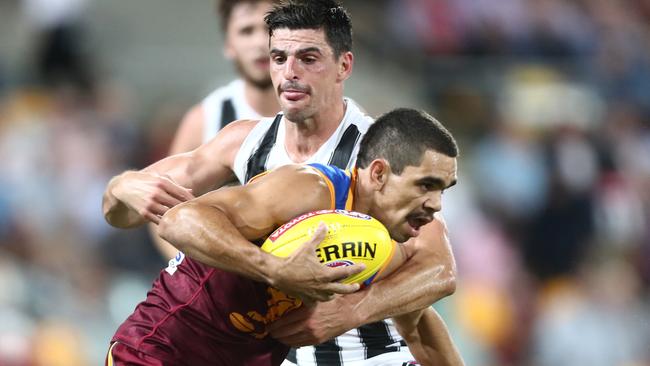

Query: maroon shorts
left=106, top=342, right=164, bottom=366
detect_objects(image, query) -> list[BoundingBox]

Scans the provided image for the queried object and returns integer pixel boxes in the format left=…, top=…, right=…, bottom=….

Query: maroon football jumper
left=110, top=251, right=299, bottom=365
left=109, top=164, right=355, bottom=365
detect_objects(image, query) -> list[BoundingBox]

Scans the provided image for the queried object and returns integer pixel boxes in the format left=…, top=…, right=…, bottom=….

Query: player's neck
left=283, top=98, right=347, bottom=162
left=244, top=82, right=280, bottom=117
left=351, top=167, right=372, bottom=215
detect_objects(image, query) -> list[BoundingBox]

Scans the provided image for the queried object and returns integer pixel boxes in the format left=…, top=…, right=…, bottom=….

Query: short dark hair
left=264, top=0, right=353, bottom=58
left=356, top=108, right=459, bottom=175
left=217, top=0, right=277, bottom=31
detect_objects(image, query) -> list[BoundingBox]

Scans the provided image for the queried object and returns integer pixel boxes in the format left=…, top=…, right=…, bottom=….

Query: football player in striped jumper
left=103, top=1, right=459, bottom=365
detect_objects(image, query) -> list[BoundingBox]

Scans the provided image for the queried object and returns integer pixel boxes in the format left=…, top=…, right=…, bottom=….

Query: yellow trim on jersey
left=247, top=170, right=271, bottom=184
left=308, top=166, right=336, bottom=209
left=344, top=168, right=357, bottom=210
left=106, top=342, right=118, bottom=366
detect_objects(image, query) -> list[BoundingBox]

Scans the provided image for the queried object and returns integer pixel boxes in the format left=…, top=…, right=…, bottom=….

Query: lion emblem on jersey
left=229, top=287, right=302, bottom=338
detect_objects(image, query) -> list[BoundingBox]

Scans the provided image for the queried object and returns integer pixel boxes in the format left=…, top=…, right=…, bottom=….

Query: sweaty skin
left=102, top=25, right=458, bottom=351
left=157, top=153, right=461, bottom=365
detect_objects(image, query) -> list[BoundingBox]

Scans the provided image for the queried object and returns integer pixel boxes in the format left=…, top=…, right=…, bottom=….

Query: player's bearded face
left=235, top=57, right=272, bottom=89
left=225, top=2, right=273, bottom=90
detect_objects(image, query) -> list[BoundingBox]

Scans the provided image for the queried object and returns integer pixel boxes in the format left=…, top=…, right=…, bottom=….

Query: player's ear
left=224, top=38, right=236, bottom=60
left=336, top=51, right=353, bottom=82
left=369, top=159, right=390, bottom=190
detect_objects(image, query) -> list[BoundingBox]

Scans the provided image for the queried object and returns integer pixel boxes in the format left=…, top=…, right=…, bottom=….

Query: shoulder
left=181, top=103, right=204, bottom=127
left=180, top=103, right=205, bottom=130
left=204, top=118, right=260, bottom=147
left=168, top=104, right=206, bottom=154
left=343, top=98, right=374, bottom=130
left=220, top=118, right=260, bottom=137
left=201, top=81, right=239, bottom=104
left=249, top=164, right=331, bottom=197
left=197, top=119, right=261, bottom=160
left=250, top=164, right=325, bottom=185
left=247, top=164, right=333, bottom=215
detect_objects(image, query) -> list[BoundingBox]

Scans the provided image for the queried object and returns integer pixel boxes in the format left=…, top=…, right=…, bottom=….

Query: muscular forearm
left=346, top=251, right=455, bottom=326
left=158, top=201, right=280, bottom=284
left=393, top=308, right=464, bottom=366
left=103, top=172, right=147, bottom=228
left=341, top=219, right=456, bottom=327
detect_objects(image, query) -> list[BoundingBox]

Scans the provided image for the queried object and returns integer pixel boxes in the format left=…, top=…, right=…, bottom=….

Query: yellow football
left=261, top=210, right=396, bottom=287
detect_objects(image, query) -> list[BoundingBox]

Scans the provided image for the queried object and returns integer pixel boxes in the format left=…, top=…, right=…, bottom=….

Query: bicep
left=192, top=166, right=333, bottom=240
left=144, top=121, right=254, bottom=195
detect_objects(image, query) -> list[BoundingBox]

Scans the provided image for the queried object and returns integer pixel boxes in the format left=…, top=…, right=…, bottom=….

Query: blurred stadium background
left=1, top=0, right=649, bottom=365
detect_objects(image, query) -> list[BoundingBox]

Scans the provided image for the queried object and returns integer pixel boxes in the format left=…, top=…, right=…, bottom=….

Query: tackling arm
left=345, top=215, right=456, bottom=324
left=393, top=307, right=464, bottom=366
left=158, top=165, right=365, bottom=301
left=102, top=120, right=254, bottom=229
left=147, top=104, right=207, bottom=259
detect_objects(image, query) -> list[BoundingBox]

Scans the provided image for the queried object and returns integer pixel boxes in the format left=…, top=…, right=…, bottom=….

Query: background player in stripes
left=103, top=1, right=458, bottom=364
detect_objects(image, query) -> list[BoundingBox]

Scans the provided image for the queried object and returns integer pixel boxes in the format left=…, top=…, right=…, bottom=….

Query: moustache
left=407, top=210, right=434, bottom=221
left=279, top=81, right=310, bottom=94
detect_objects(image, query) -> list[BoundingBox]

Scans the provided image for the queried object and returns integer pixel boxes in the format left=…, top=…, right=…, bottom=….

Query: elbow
left=102, top=194, right=137, bottom=229
left=158, top=203, right=196, bottom=251
left=439, top=267, right=457, bottom=297
left=437, top=257, right=458, bottom=298
left=426, top=263, right=457, bottom=301
left=157, top=207, right=177, bottom=245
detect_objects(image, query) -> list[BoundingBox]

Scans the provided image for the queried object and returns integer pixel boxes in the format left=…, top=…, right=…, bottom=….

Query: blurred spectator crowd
left=0, top=0, right=649, bottom=365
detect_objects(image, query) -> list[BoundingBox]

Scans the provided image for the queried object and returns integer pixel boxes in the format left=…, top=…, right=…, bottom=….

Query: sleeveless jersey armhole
left=344, top=169, right=357, bottom=211
left=246, top=170, right=270, bottom=185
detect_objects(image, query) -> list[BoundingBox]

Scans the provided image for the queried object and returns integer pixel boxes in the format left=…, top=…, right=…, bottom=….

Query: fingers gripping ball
left=261, top=210, right=396, bottom=287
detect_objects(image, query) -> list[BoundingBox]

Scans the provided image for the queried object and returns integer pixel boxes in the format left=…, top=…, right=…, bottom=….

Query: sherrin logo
left=316, top=241, right=377, bottom=263
left=261, top=210, right=393, bottom=287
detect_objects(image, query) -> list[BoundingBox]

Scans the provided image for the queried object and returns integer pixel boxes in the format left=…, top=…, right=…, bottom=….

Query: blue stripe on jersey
left=307, top=163, right=351, bottom=210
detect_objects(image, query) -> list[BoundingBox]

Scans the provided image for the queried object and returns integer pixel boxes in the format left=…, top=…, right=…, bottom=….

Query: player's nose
left=424, top=191, right=442, bottom=213
left=283, top=56, right=299, bottom=80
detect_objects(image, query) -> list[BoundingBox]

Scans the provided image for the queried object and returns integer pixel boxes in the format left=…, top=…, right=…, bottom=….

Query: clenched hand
left=112, top=171, right=195, bottom=224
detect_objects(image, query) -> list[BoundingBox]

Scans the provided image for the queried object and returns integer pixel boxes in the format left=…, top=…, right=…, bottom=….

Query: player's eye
left=239, top=26, right=254, bottom=36
left=302, top=56, right=316, bottom=64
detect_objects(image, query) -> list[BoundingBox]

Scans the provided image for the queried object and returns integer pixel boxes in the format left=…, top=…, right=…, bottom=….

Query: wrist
left=257, top=251, right=284, bottom=286
left=342, top=290, right=368, bottom=328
